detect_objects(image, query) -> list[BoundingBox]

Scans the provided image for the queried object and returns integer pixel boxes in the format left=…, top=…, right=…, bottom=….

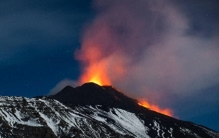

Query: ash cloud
left=77, top=0, right=219, bottom=126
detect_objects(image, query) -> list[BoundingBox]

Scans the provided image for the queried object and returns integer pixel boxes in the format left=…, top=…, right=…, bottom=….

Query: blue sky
left=0, top=0, right=92, bottom=96
left=0, top=0, right=219, bottom=132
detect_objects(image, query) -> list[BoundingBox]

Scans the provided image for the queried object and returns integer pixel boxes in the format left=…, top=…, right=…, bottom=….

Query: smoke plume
left=76, top=0, right=219, bottom=116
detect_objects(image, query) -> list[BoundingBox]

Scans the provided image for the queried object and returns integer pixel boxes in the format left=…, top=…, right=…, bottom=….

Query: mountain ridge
left=0, top=82, right=218, bottom=138
left=50, top=82, right=141, bottom=112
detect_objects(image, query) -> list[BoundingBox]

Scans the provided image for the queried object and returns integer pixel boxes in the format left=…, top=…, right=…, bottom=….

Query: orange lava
left=138, top=100, right=173, bottom=117
left=80, top=62, right=111, bottom=86
left=77, top=44, right=173, bottom=116
left=76, top=23, right=173, bottom=116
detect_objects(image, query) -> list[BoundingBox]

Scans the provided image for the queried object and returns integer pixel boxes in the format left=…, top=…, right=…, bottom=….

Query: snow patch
left=180, top=127, right=201, bottom=138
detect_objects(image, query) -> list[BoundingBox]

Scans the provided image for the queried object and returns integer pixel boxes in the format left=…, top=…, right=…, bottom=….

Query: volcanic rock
left=0, top=83, right=218, bottom=138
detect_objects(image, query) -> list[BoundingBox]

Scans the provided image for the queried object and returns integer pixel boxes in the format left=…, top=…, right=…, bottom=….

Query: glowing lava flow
left=79, top=62, right=111, bottom=86
left=138, top=100, right=173, bottom=117
left=76, top=33, right=173, bottom=116
left=79, top=62, right=173, bottom=116
left=78, top=59, right=173, bottom=116
left=80, top=69, right=173, bottom=116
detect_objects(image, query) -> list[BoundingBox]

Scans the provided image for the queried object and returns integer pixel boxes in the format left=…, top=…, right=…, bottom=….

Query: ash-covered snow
left=0, top=96, right=150, bottom=137
left=0, top=97, right=42, bottom=127
left=196, top=125, right=219, bottom=138
left=152, top=120, right=168, bottom=138
left=89, top=106, right=149, bottom=138
left=109, top=108, right=149, bottom=137
left=167, top=127, right=173, bottom=137
left=180, top=127, right=201, bottom=138
left=0, top=96, right=218, bottom=138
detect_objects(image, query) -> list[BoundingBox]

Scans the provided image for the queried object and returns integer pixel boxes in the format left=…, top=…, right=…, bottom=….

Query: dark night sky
left=0, top=0, right=219, bottom=132
left=0, top=0, right=93, bottom=96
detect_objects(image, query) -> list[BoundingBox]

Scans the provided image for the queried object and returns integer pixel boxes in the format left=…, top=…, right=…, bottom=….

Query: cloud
left=77, top=0, right=219, bottom=119
left=49, top=79, right=78, bottom=95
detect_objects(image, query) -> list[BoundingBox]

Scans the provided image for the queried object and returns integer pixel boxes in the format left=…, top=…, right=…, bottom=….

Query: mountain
left=0, top=82, right=218, bottom=138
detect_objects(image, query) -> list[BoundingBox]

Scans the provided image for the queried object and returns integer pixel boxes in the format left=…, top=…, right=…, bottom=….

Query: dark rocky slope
left=0, top=82, right=218, bottom=138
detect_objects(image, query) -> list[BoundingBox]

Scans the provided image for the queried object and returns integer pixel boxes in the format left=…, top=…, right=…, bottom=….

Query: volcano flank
left=48, top=82, right=219, bottom=137
left=0, top=82, right=218, bottom=137
left=50, top=82, right=141, bottom=112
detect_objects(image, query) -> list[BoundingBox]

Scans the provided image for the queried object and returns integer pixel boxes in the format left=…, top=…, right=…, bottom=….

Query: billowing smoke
left=76, top=0, right=219, bottom=117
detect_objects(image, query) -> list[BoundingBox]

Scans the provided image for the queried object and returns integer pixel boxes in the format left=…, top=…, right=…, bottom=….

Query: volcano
left=0, top=82, right=218, bottom=138
left=51, top=82, right=140, bottom=111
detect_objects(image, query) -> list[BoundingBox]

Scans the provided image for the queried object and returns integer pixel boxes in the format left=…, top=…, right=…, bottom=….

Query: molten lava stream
left=138, top=100, right=173, bottom=117
left=79, top=59, right=173, bottom=116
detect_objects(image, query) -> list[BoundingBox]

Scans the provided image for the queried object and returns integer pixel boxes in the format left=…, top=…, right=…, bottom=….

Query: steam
left=50, top=79, right=78, bottom=95
left=76, top=0, right=219, bottom=115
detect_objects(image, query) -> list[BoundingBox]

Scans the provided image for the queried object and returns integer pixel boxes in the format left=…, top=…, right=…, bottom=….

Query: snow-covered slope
left=0, top=83, right=219, bottom=138
left=0, top=96, right=149, bottom=138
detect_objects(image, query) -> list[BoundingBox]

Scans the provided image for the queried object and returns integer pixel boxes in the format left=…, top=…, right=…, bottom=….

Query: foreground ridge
left=0, top=83, right=218, bottom=138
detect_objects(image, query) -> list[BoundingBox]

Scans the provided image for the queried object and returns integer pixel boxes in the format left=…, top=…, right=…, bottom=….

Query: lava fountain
left=75, top=0, right=174, bottom=117
left=76, top=43, right=173, bottom=116
left=80, top=61, right=111, bottom=86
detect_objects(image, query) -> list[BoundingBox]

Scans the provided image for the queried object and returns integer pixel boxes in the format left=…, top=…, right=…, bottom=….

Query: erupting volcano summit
left=0, top=82, right=218, bottom=137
